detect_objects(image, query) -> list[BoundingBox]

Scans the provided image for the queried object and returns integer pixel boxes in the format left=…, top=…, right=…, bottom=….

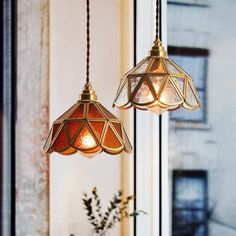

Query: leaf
left=129, top=210, right=147, bottom=217
left=82, top=188, right=146, bottom=232
left=92, top=187, right=97, bottom=193
left=115, top=199, right=122, bottom=204
left=127, top=195, right=135, bottom=200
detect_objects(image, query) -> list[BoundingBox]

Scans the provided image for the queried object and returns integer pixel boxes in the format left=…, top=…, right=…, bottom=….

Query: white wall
left=16, top=1, right=49, bottom=235
left=49, top=0, right=133, bottom=235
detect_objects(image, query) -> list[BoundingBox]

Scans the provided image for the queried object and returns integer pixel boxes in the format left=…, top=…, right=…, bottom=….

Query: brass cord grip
left=149, top=38, right=167, bottom=57
left=79, top=82, right=97, bottom=101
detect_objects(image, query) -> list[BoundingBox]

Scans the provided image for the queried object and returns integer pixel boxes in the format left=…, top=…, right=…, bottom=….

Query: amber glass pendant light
left=44, top=0, right=132, bottom=157
left=113, top=0, right=201, bottom=115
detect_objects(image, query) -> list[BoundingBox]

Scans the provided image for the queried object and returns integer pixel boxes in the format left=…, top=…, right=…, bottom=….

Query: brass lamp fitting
left=79, top=82, right=97, bottom=101
left=149, top=38, right=167, bottom=57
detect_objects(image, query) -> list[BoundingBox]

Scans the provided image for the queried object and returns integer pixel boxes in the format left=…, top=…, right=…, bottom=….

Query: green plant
left=82, top=187, right=146, bottom=234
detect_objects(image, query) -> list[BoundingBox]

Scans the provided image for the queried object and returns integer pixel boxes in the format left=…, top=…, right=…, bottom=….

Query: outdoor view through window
left=168, top=0, right=236, bottom=235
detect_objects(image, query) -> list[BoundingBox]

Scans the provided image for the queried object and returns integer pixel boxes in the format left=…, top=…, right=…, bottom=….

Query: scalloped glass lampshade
left=44, top=83, right=132, bottom=157
left=113, top=40, right=201, bottom=115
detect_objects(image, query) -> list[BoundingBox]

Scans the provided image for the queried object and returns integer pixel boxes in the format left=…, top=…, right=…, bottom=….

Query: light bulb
left=77, top=129, right=102, bottom=158
left=160, top=89, right=172, bottom=103
left=147, top=82, right=169, bottom=115
left=147, top=79, right=172, bottom=103
left=80, top=130, right=96, bottom=149
left=147, top=81, right=161, bottom=102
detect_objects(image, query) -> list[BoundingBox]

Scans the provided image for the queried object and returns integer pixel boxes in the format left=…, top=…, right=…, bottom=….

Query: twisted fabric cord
left=86, top=0, right=90, bottom=83
left=156, top=0, right=160, bottom=39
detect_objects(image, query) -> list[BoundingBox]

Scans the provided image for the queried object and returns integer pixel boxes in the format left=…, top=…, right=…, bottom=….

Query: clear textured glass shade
left=113, top=52, right=201, bottom=115
left=44, top=84, right=132, bottom=157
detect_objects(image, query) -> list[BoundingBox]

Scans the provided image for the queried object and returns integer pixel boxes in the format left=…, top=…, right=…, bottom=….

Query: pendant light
left=113, top=0, right=201, bottom=115
left=44, top=0, right=132, bottom=157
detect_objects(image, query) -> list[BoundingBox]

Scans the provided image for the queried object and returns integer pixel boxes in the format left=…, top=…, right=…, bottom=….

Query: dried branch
left=82, top=188, right=146, bottom=234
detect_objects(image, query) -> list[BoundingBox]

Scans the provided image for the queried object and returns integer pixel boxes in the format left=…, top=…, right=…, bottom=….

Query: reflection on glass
left=168, top=0, right=236, bottom=235
left=172, top=171, right=208, bottom=236
left=169, top=48, right=208, bottom=122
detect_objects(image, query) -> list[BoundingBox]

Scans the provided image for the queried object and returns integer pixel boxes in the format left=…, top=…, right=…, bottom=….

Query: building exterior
left=168, top=0, right=236, bottom=235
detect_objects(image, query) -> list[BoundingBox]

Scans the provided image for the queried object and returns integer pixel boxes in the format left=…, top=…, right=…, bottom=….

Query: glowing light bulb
left=78, top=129, right=101, bottom=158
left=153, top=82, right=160, bottom=93
left=147, top=82, right=161, bottom=102
left=80, top=130, right=96, bottom=149
left=160, top=89, right=172, bottom=103
left=147, top=82, right=169, bottom=115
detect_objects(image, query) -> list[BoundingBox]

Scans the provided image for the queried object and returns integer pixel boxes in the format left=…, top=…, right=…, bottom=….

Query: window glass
left=172, top=171, right=208, bottom=236
left=168, top=1, right=236, bottom=236
left=169, top=48, right=208, bottom=122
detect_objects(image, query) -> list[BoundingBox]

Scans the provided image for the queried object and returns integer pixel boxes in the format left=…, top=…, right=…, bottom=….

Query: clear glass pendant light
left=113, top=0, right=201, bottom=115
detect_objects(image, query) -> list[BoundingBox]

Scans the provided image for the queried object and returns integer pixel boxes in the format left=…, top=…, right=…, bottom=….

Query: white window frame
left=134, top=0, right=169, bottom=235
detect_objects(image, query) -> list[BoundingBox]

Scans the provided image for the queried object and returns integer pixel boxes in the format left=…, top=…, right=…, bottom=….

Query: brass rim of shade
left=113, top=46, right=201, bottom=111
left=44, top=97, right=132, bottom=156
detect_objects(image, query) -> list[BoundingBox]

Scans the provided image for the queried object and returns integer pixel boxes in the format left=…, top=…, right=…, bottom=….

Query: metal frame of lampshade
left=113, top=39, right=200, bottom=114
left=44, top=0, right=132, bottom=157
left=113, top=0, right=201, bottom=115
left=44, top=83, right=132, bottom=157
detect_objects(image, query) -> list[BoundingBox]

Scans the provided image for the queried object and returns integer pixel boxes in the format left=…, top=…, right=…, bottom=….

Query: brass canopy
left=79, top=82, right=98, bottom=101
left=149, top=38, right=167, bottom=57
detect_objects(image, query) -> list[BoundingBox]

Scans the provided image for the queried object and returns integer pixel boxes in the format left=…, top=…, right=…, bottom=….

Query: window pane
left=169, top=54, right=207, bottom=89
left=170, top=90, right=206, bottom=122
left=173, top=171, right=208, bottom=236
left=168, top=1, right=236, bottom=236
left=168, top=47, right=208, bottom=122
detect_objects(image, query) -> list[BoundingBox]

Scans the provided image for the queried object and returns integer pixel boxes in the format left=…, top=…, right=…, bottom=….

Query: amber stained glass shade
left=44, top=101, right=132, bottom=157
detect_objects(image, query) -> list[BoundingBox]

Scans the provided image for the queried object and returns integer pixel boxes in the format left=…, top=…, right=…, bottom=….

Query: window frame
left=0, top=1, right=17, bottom=235
left=168, top=46, right=209, bottom=124
left=167, top=0, right=210, bottom=8
left=133, top=0, right=169, bottom=235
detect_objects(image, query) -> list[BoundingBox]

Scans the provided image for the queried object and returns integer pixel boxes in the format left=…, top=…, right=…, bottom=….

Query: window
left=134, top=0, right=169, bottom=235
left=172, top=170, right=208, bottom=236
left=1, top=0, right=16, bottom=235
left=168, top=47, right=209, bottom=123
left=168, top=1, right=236, bottom=236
